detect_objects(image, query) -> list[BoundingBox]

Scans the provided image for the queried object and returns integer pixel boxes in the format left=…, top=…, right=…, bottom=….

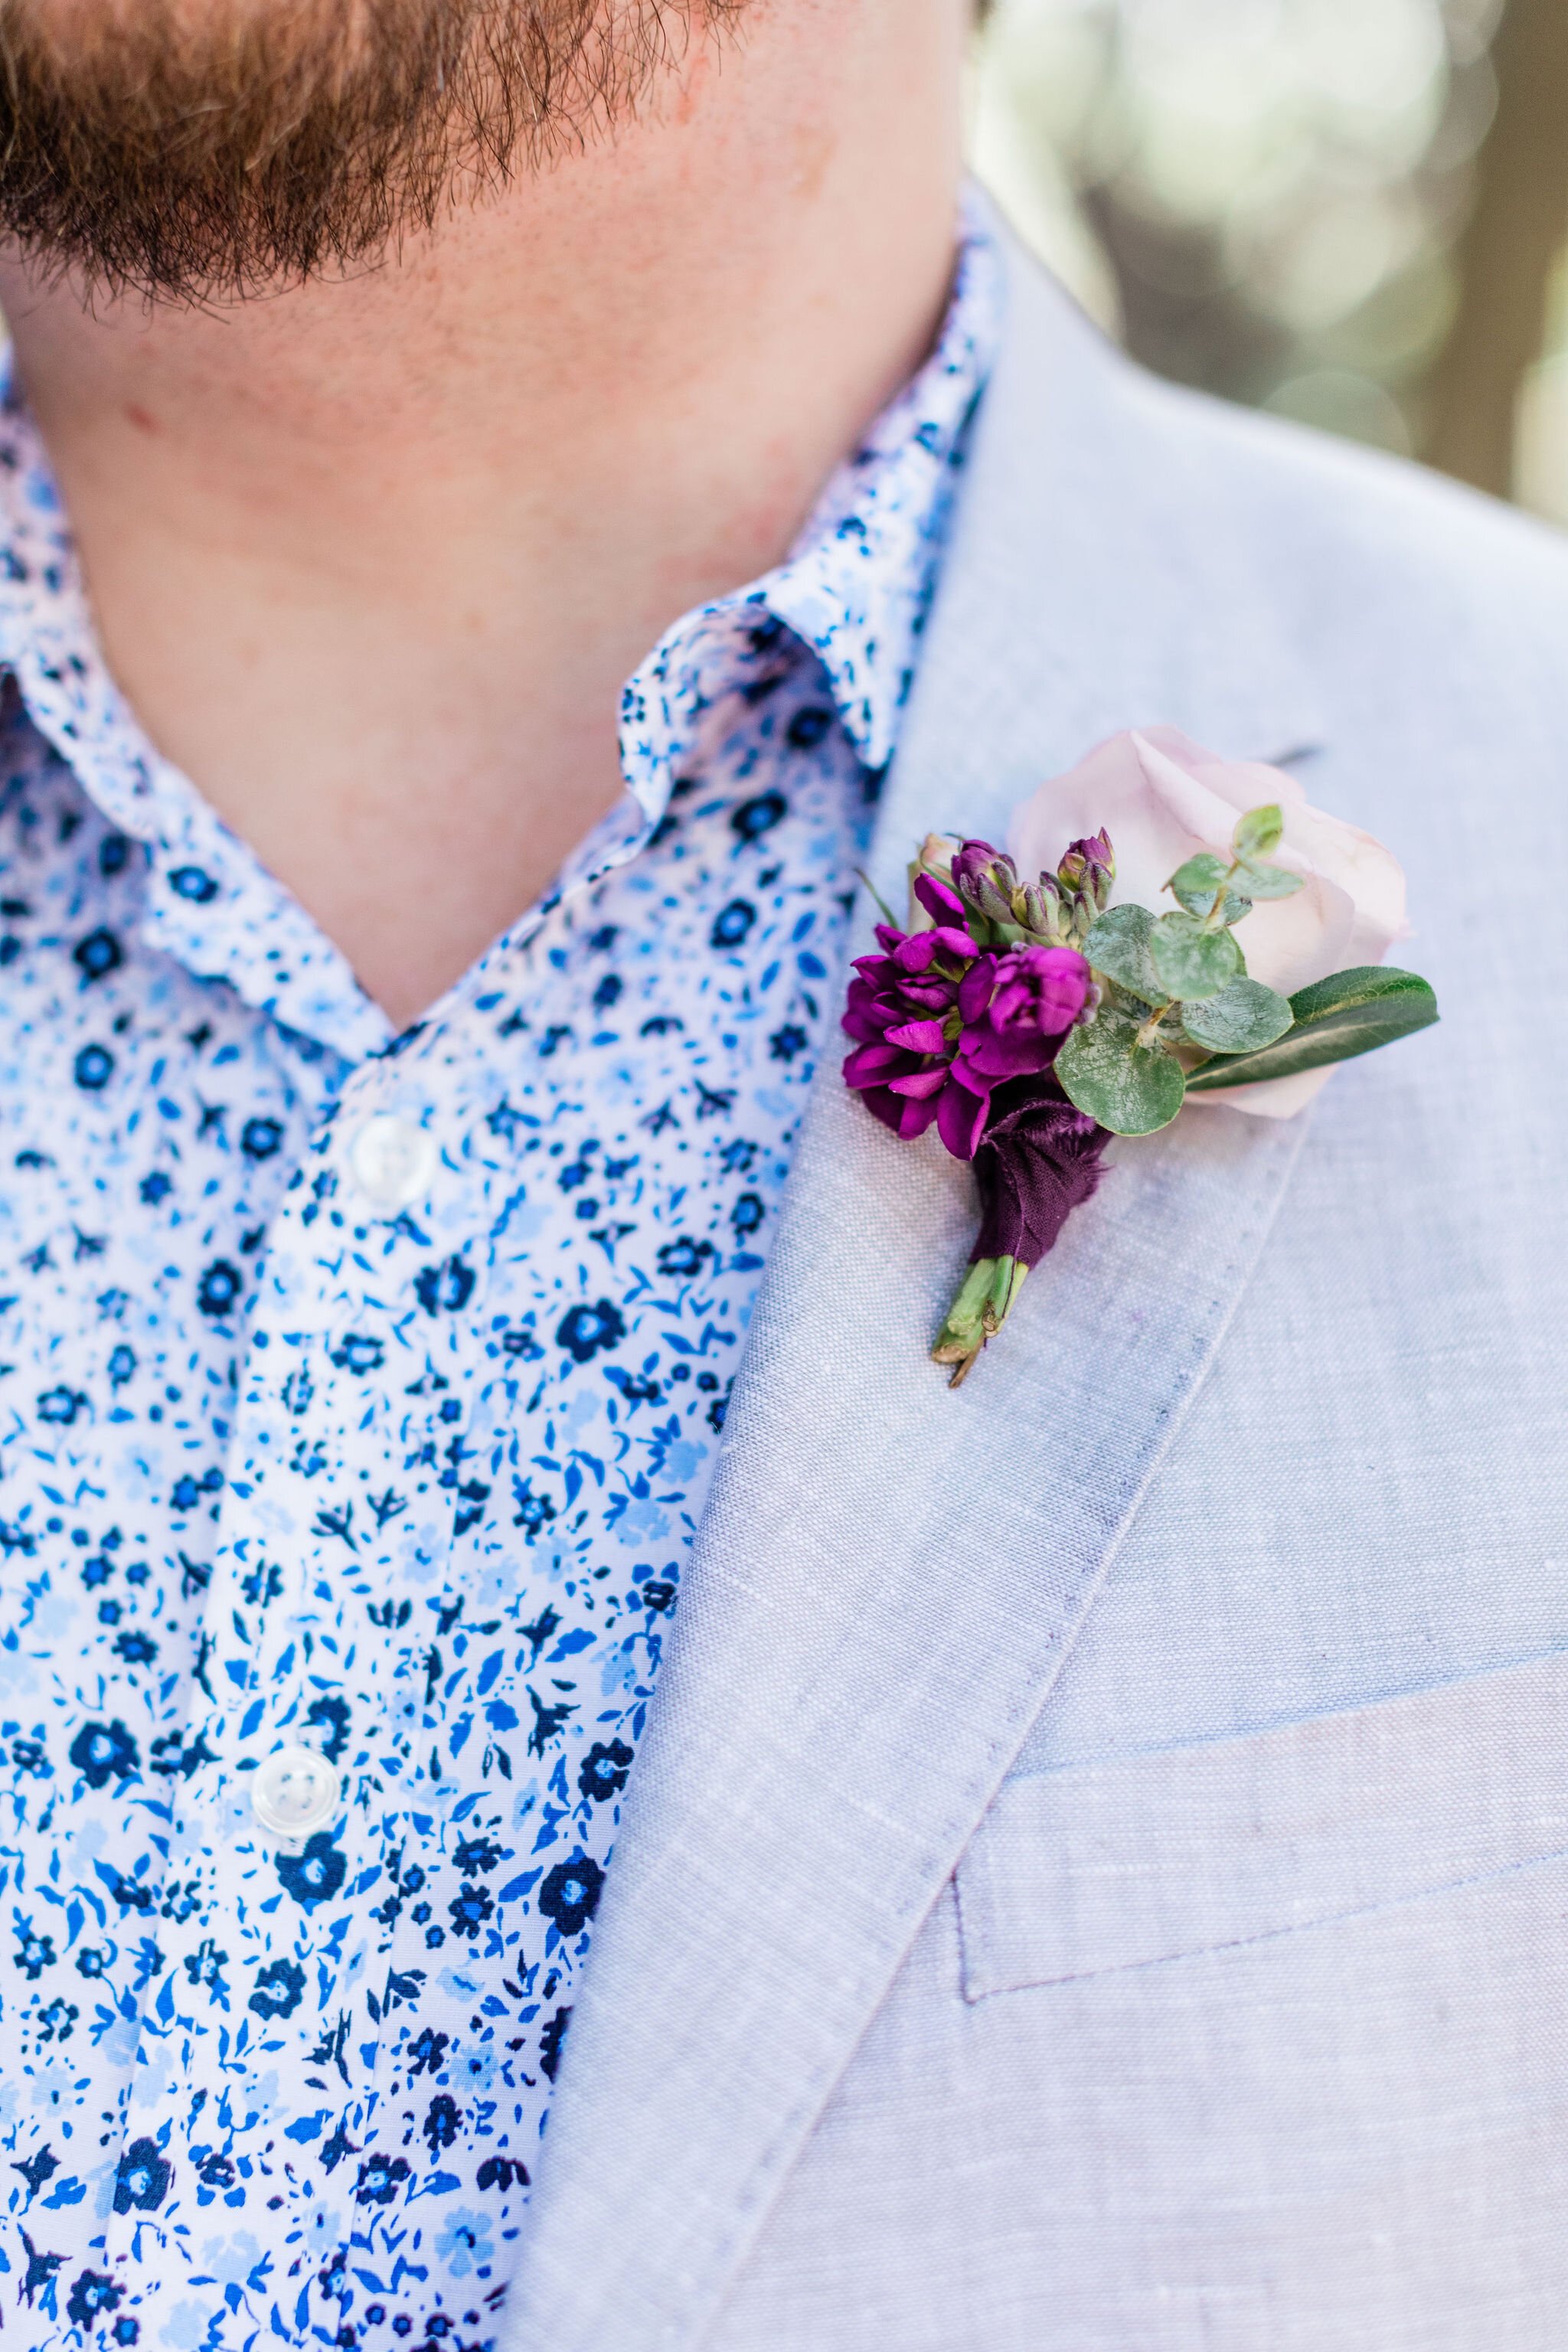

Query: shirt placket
left=100, top=1025, right=495, bottom=2299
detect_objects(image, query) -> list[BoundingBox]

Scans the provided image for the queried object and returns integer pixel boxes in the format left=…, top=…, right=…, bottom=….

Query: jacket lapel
left=501, top=234, right=1326, bottom=2352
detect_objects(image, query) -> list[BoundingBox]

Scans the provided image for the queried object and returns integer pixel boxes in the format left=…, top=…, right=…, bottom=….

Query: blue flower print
left=66, top=2272, right=122, bottom=2328
left=195, top=1259, right=243, bottom=1318
left=415, top=1256, right=477, bottom=1314
left=446, top=1881, right=494, bottom=1940
left=73, top=926, right=122, bottom=982
left=354, top=2154, right=410, bottom=2207
left=578, top=1740, right=634, bottom=1802
left=786, top=704, right=833, bottom=750
left=113, top=2138, right=172, bottom=2214
left=247, top=1958, right=305, bottom=2019
left=556, top=1299, right=626, bottom=1361
left=710, top=899, right=756, bottom=950
left=731, top=790, right=786, bottom=842
left=68, top=1719, right=139, bottom=1789
left=239, top=1116, right=283, bottom=1161
left=537, top=1855, right=605, bottom=1940
left=275, top=1834, right=346, bottom=1907
left=13, top=1922, right=55, bottom=1979
left=37, top=1386, right=87, bottom=1425
left=0, top=204, right=998, bottom=2352
left=452, top=1834, right=501, bottom=1873
left=656, top=1236, right=714, bottom=1282
left=434, top=2206, right=494, bottom=2277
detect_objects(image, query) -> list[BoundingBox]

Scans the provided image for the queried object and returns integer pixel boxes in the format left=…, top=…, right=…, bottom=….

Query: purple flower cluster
left=842, top=854, right=1093, bottom=1160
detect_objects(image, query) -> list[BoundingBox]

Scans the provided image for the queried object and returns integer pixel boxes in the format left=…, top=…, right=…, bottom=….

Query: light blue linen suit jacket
left=498, top=230, right=1568, bottom=2350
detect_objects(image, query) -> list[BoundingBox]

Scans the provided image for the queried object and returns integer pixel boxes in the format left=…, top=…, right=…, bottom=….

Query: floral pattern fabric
left=0, top=218, right=997, bottom=2350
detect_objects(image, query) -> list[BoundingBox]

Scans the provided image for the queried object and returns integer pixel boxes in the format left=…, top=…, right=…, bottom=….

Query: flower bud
left=906, top=832, right=963, bottom=931
left=1057, top=828, right=1116, bottom=911
left=1018, top=880, right=1063, bottom=941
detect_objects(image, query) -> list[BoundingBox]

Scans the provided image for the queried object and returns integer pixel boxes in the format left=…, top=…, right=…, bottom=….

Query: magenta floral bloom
left=954, top=946, right=1093, bottom=1086
left=842, top=868, right=1091, bottom=1161
left=841, top=915, right=985, bottom=1158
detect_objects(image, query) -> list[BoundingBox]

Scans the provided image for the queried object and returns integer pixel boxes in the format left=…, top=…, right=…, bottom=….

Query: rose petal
left=1006, top=726, right=1409, bottom=1106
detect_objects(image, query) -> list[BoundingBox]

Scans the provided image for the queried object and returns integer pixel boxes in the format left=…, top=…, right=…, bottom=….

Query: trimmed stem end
left=932, top=1255, right=1029, bottom=1387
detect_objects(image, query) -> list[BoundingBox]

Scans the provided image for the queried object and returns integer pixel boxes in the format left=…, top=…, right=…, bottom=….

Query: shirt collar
left=612, top=194, right=1001, bottom=837
left=0, top=194, right=1001, bottom=1062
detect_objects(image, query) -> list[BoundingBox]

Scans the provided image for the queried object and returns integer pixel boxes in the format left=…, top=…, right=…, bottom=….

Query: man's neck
left=0, top=6, right=965, bottom=1027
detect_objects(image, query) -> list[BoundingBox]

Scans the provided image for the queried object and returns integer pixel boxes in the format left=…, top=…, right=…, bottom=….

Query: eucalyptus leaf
left=1233, top=804, right=1284, bottom=860
left=1165, top=853, right=1229, bottom=916
left=1230, top=858, right=1305, bottom=901
left=1083, top=903, right=1168, bottom=1006
left=1150, top=910, right=1243, bottom=1001
left=1055, top=1010, right=1186, bottom=1136
left=1180, top=975, right=1294, bottom=1054
left=1184, top=965, right=1439, bottom=1091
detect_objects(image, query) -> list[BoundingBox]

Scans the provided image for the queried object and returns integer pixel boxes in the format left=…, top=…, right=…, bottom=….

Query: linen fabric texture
left=497, top=228, right=1568, bottom=2350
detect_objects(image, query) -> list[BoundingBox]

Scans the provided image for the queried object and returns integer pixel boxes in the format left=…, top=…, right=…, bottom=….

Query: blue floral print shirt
left=0, top=214, right=998, bottom=2352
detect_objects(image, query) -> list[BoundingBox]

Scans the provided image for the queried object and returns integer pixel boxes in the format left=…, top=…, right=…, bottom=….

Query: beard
left=0, top=0, right=737, bottom=301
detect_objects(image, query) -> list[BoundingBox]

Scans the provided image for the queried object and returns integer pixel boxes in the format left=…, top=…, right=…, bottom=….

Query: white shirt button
left=250, top=1744, right=342, bottom=1839
left=348, top=1112, right=437, bottom=1213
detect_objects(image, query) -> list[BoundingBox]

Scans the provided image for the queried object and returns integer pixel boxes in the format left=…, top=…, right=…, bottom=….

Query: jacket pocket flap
left=958, top=1648, right=1568, bottom=2001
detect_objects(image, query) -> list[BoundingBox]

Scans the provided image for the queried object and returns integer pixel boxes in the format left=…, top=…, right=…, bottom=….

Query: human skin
left=0, top=1, right=969, bottom=1024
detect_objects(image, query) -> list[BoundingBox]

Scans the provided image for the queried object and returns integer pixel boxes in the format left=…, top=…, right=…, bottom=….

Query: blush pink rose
left=1008, top=726, right=1409, bottom=1118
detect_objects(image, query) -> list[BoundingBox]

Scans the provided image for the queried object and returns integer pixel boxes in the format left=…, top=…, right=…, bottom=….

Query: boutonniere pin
left=844, top=727, right=1438, bottom=1384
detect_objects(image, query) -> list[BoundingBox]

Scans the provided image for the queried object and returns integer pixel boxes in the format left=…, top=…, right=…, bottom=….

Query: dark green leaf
left=1184, top=965, right=1439, bottom=1091
left=1083, top=903, right=1168, bottom=1005
left=1055, top=1010, right=1186, bottom=1136
left=1150, top=910, right=1243, bottom=1000
left=1181, top=975, right=1295, bottom=1054
left=1230, top=858, right=1305, bottom=901
left=1232, top=804, right=1284, bottom=860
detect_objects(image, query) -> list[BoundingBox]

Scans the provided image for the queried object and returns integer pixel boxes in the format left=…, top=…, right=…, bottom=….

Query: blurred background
left=968, top=0, right=1568, bottom=520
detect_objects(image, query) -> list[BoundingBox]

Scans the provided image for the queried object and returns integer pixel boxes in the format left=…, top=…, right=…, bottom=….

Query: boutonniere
left=844, top=727, right=1439, bottom=1385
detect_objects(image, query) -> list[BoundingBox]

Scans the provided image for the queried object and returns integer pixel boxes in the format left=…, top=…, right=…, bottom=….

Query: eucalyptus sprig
left=1054, top=802, right=1438, bottom=1136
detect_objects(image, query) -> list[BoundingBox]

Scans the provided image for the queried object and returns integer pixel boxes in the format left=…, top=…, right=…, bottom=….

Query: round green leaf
left=1083, top=903, right=1168, bottom=1005
left=1180, top=975, right=1294, bottom=1054
left=1184, top=965, right=1439, bottom=1091
left=1230, top=859, right=1304, bottom=901
left=1055, top=1010, right=1186, bottom=1136
left=1232, top=804, right=1284, bottom=860
left=1149, top=910, right=1243, bottom=1001
left=1165, top=853, right=1229, bottom=917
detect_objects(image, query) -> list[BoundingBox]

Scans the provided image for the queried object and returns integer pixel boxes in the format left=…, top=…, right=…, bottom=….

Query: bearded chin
left=0, top=0, right=727, bottom=302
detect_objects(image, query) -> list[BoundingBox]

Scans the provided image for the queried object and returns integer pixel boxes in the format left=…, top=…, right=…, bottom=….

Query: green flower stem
left=931, top=1255, right=1029, bottom=1388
